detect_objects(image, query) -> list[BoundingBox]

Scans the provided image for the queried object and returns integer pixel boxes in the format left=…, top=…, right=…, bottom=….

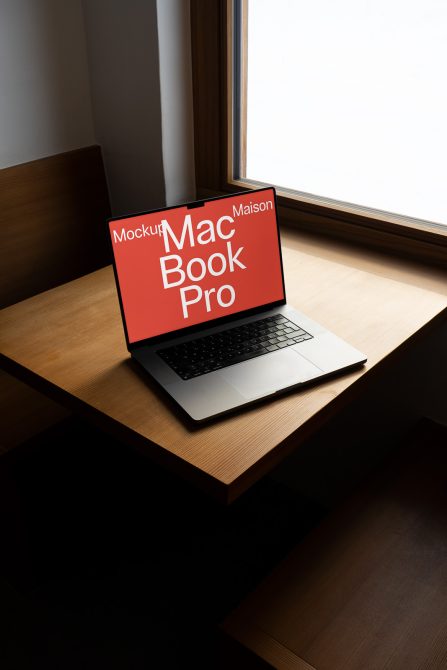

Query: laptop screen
left=109, top=187, right=285, bottom=344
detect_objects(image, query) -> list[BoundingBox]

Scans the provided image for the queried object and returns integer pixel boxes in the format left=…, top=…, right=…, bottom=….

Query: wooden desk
left=1, top=229, right=446, bottom=503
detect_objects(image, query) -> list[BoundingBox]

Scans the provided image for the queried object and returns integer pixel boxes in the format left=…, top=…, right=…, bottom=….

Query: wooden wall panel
left=190, top=0, right=226, bottom=191
left=1, top=145, right=111, bottom=451
left=0, top=145, right=111, bottom=308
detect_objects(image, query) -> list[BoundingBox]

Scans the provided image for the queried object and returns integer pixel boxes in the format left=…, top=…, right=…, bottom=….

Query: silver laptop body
left=109, top=187, right=366, bottom=423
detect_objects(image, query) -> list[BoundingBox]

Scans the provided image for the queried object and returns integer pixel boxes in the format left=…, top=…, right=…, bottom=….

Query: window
left=190, top=0, right=447, bottom=264
left=241, top=0, right=447, bottom=229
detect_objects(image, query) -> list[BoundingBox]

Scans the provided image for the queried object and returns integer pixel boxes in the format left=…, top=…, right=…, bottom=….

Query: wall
left=82, top=0, right=166, bottom=215
left=0, top=0, right=95, bottom=168
left=157, top=0, right=195, bottom=206
left=82, top=0, right=195, bottom=215
left=0, top=0, right=196, bottom=452
left=0, top=0, right=196, bottom=212
left=0, top=0, right=97, bottom=452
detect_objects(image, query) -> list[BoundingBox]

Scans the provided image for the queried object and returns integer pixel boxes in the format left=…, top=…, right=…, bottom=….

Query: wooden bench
left=222, top=419, right=447, bottom=670
left=0, top=146, right=110, bottom=453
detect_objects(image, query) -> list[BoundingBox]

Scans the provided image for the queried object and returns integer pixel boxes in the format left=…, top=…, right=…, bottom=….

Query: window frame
left=190, top=0, right=447, bottom=265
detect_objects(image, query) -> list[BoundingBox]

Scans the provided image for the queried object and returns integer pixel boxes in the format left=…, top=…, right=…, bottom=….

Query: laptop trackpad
left=221, top=349, right=322, bottom=400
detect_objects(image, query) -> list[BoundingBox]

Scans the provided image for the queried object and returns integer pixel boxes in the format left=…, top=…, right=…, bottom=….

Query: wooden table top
left=1, top=229, right=446, bottom=502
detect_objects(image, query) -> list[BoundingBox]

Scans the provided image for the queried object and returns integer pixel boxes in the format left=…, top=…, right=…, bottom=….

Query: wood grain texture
left=191, top=0, right=226, bottom=191
left=0, top=229, right=446, bottom=501
left=0, top=145, right=110, bottom=452
left=0, top=145, right=111, bottom=309
left=226, top=0, right=248, bottom=180
left=223, top=615, right=317, bottom=670
left=222, top=421, right=447, bottom=670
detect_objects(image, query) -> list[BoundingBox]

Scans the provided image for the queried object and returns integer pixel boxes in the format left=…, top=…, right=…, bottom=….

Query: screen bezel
left=108, top=186, right=287, bottom=351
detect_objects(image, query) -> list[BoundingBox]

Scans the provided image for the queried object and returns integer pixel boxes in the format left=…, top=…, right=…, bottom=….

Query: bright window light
left=245, top=0, right=447, bottom=227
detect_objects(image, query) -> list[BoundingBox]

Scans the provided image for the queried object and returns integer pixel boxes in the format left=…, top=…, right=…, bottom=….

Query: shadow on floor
left=0, top=417, right=324, bottom=669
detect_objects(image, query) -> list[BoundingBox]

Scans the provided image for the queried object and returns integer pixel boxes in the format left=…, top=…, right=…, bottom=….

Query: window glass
left=241, top=0, right=447, bottom=228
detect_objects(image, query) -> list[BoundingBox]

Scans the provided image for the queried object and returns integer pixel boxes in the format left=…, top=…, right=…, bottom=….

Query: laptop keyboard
left=157, top=314, right=313, bottom=380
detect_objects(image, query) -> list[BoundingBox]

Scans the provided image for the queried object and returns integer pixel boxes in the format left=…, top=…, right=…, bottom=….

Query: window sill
left=279, top=222, right=447, bottom=298
left=197, top=182, right=447, bottom=274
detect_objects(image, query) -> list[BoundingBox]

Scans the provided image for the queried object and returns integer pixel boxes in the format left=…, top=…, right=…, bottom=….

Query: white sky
left=246, top=0, right=447, bottom=226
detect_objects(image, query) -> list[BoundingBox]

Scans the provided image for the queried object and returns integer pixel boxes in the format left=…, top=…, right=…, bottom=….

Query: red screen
left=109, top=188, right=285, bottom=343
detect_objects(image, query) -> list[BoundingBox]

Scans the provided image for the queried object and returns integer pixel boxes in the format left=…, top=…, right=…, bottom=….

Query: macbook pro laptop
left=109, top=187, right=366, bottom=422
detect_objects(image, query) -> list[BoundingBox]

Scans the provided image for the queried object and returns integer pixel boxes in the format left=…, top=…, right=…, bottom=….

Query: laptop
left=109, top=186, right=366, bottom=422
